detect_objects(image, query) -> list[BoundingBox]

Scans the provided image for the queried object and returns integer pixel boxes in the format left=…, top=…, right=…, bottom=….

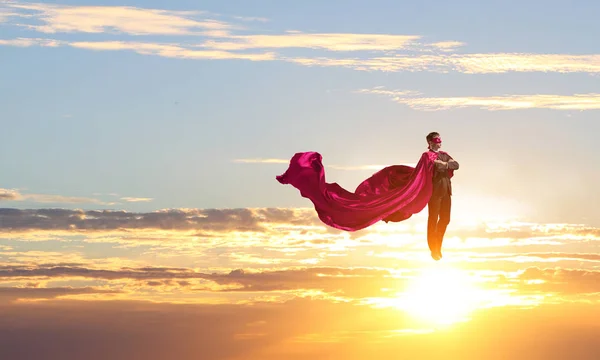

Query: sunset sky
left=1, top=1, right=600, bottom=359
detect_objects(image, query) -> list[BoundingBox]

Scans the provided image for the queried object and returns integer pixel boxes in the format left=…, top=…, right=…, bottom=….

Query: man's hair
left=426, top=132, right=440, bottom=142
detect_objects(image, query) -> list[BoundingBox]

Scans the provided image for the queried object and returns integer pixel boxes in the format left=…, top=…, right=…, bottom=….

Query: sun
left=393, top=263, right=485, bottom=327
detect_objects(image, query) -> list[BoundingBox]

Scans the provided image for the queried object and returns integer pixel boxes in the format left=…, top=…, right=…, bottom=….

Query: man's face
left=429, top=136, right=442, bottom=150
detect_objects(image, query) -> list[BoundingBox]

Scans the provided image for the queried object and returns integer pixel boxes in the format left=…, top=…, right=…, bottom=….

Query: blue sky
left=1, top=0, right=600, bottom=225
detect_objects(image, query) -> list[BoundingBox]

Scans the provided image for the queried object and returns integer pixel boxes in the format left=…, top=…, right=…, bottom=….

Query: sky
left=1, top=1, right=600, bottom=359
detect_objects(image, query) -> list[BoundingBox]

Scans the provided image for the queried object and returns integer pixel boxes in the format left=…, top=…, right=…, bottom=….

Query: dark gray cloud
left=0, top=208, right=321, bottom=232
left=3, top=208, right=599, bottom=243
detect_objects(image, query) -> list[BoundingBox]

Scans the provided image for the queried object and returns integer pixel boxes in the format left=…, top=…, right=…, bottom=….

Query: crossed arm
left=434, top=159, right=460, bottom=170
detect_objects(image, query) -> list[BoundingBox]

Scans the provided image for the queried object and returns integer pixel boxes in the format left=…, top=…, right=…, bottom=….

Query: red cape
left=276, top=150, right=454, bottom=231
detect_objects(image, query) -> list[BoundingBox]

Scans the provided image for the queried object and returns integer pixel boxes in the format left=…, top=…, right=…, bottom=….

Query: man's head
left=426, top=131, right=442, bottom=151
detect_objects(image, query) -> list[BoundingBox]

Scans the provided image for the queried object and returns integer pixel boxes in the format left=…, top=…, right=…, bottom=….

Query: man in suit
left=426, top=132, right=459, bottom=260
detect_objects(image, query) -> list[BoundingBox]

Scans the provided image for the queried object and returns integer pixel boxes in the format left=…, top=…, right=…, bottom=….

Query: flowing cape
left=276, top=151, right=453, bottom=231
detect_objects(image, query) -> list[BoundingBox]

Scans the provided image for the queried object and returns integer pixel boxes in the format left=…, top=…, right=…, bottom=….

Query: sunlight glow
left=393, top=265, right=485, bottom=326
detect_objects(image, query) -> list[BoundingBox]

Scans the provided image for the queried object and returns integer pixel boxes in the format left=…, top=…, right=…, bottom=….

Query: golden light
left=392, top=263, right=486, bottom=327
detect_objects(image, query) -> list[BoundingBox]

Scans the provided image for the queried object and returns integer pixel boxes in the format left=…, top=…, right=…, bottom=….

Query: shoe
left=430, top=251, right=441, bottom=261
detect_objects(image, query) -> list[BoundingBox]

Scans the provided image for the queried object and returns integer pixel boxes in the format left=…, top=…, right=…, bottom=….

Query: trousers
left=427, top=193, right=451, bottom=253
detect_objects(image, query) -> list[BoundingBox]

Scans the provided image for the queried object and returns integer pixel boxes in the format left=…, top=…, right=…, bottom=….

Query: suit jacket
left=430, top=150, right=458, bottom=197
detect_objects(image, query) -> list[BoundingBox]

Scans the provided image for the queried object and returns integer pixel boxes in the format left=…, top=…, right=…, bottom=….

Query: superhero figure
left=425, top=132, right=459, bottom=260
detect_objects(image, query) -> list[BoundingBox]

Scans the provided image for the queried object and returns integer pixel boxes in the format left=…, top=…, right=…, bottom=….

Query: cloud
left=517, top=267, right=600, bottom=295
left=0, top=188, right=113, bottom=205
left=233, top=158, right=405, bottom=170
left=201, top=33, right=421, bottom=52
left=451, top=53, right=600, bottom=74
left=1, top=3, right=598, bottom=78
left=120, top=197, right=153, bottom=203
left=0, top=286, right=120, bottom=303
left=2, top=4, right=598, bottom=78
left=356, top=88, right=600, bottom=111
left=0, top=264, right=203, bottom=281
left=198, top=267, right=401, bottom=297
left=0, top=208, right=320, bottom=233
left=286, top=53, right=600, bottom=74
left=0, top=37, right=61, bottom=47
left=5, top=2, right=232, bottom=35
left=0, top=265, right=400, bottom=297
left=456, top=252, right=600, bottom=265
left=427, top=41, right=465, bottom=52
left=328, top=164, right=398, bottom=170
left=3, top=2, right=425, bottom=53
left=0, top=189, right=19, bottom=200
left=3, top=208, right=600, bottom=245
left=0, top=5, right=20, bottom=22
left=2, top=3, right=427, bottom=51
left=233, top=158, right=289, bottom=164
left=3, top=261, right=600, bottom=301
left=232, top=15, right=269, bottom=23
left=68, top=40, right=276, bottom=61
left=513, top=252, right=600, bottom=262
left=0, top=37, right=276, bottom=61
left=287, top=55, right=437, bottom=72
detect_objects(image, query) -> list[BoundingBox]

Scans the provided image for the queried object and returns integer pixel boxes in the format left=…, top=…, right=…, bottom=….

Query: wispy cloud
left=120, top=197, right=153, bottom=203
left=233, top=158, right=401, bottom=170
left=4, top=1, right=232, bottom=35
left=451, top=53, right=600, bottom=74
left=1, top=2, right=442, bottom=52
left=427, top=41, right=465, bottom=52
left=357, top=88, right=600, bottom=111
left=2, top=3, right=598, bottom=76
left=328, top=164, right=397, bottom=170
left=200, top=32, right=422, bottom=52
left=0, top=7, right=19, bottom=22
left=0, top=37, right=61, bottom=47
left=69, top=40, right=276, bottom=61
left=287, top=53, right=600, bottom=75
left=232, top=15, right=269, bottom=23
left=0, top=37, right=276, bottom=61
left=0, top=188, right=114, bottom=205
left=233, top=158, right=289, bottom=164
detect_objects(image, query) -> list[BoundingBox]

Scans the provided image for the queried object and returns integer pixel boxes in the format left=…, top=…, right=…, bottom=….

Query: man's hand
left=447, top=159, right=459, bottom=170
left=434, top=159, right=447, bottom=169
